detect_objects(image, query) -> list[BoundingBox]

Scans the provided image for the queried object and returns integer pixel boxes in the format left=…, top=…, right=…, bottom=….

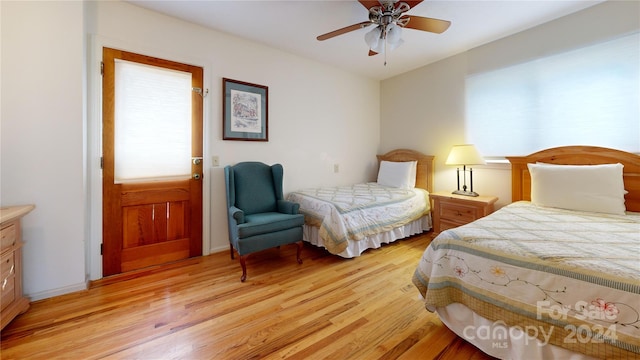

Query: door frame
left=87, top=35, right=211, bottom=281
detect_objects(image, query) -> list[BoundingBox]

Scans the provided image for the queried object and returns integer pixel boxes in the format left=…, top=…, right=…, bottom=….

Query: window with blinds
left=114, top=59, right=193, bottom=183
left=465, top=32, right=639, bottom=157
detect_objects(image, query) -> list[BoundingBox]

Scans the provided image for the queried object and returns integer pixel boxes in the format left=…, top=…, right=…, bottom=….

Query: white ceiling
left=128, top=0, right=605, bottom=80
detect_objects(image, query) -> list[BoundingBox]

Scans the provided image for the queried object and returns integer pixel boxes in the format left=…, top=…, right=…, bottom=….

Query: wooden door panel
left=167, top=201, right=187, bottom=240
left=123, top=202, right=188, bottom=242
left=121, top=238, right=190, bottom=273
left=120, top=182, right=191, bottom=206
left=122, top=203, right=169, bottom=248
left=123, top=204, right=158, bottom=248
left=102, top=47, right=203, bottom=277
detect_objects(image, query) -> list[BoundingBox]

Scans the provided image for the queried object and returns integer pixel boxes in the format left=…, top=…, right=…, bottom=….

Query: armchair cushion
left=238, top=212, right=304, bottom=239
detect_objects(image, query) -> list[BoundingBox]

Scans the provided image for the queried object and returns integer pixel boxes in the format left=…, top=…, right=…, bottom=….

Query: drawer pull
left=9, top=265, right=14, bottom=275
left=2, top=278, right=7, bottom=291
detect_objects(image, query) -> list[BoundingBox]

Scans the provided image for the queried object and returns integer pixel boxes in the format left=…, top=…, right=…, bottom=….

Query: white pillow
left=408, top=161, right=417, bottom=188
left=377, top=161, right=417, bottom=189
left=527, top=162, right=626, bottom=215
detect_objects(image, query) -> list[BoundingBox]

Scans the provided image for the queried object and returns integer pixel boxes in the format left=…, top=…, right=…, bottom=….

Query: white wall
left=1, top=1, right=88, bottom=299
left=380, top=0, right=640, bottom=208
left=2, top=1, right=379, bottom=300
left=4, top=0, right=636, bottom=301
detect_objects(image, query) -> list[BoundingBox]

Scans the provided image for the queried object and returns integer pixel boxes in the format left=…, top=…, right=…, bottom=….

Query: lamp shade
left=365, top=26, right=382, bottom=50
left=387, top=23, right=402, bottom=45
left=445, top=144, right=486, bottom=166
left=365, top=23, right=405, bottom=54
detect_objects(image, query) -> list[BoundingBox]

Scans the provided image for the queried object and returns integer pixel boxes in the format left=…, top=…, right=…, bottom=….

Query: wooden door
left=102, top=48, right=203, bottom=277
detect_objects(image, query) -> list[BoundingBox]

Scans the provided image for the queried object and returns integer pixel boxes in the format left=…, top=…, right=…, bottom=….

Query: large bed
left=412, top=146, right=640, bottom=359
left=287, top=149, right=434, bottom=258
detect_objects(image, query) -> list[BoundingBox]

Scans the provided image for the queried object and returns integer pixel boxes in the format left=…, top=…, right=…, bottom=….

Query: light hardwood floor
left=1, top=233, right=495, bottom=359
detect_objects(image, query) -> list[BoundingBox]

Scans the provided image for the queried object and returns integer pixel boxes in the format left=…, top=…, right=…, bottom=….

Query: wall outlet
left=212, top=156, right=220, bottom=167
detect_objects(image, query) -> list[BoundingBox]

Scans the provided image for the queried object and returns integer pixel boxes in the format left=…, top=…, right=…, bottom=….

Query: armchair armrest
left=229, top=206, right=245, bottom=224
left=277, top=200, right=300, bottom=214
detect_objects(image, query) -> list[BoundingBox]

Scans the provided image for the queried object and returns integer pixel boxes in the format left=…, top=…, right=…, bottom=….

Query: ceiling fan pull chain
left=384, top=34, right=388, bottom=66
left=384, top=41, right=387, bottom=66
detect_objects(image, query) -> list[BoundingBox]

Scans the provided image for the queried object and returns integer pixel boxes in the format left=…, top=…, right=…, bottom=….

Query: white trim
left=209, top=245, right=228, bottom=254
left=87, top=35, right=211, bottom=280
left=27, top=282, right=88, bottom=302
left=482, top=158, right=511, bottom=170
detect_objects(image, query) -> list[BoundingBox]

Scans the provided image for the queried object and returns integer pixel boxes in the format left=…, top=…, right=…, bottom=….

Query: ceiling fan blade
left=317, top=21, right=373, bottom=41
left=400, top=15, right=451, bottom=34
left=368, top=50, right=378, bottom=56
left=358, top=1, right=424, bottom=10
left=358, top=1, right=380, bottom=10
left=399, top=1, right=424, bottom=9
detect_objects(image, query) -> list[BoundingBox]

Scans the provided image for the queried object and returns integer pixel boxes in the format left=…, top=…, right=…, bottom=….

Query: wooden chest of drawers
left=430, top=192, right=497, bottom=233
left=1, top=205, right=34, bottom=330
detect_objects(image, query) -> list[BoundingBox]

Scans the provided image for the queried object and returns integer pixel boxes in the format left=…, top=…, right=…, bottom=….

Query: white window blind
left=114, top=59, right=192, bottom=183
left=465, top=32, right=640, bottom=157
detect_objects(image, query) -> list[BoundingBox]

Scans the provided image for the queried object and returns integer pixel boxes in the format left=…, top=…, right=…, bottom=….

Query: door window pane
left=114, top=59, right=192, bottom=183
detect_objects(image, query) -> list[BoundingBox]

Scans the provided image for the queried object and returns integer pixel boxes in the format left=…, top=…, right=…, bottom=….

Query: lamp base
left=452, top=190, right=479, bottom=197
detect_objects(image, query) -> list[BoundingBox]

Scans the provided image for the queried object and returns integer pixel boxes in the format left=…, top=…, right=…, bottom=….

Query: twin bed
left=287, top=149, right=434, bottom=258
left=412, top=146, right=640, bottom=359
left=286, top=145, right=638, bottom=358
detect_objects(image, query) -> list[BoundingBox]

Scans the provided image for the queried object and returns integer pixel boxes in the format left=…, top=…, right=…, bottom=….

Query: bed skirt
left=303, top=214, right=431, bottom=258
left=436, top=303, right=597, bottom=360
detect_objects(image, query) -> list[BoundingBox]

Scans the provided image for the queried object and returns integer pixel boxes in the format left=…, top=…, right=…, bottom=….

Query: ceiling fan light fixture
left=371, top=40, right=385, bottom=54
left=365, top=23, right=403, bottom=54
left=386, top=23, right=403, bottom=46
left=387, top=37, right=404, bottom=51
left=364, top=26, right=382, bottom=49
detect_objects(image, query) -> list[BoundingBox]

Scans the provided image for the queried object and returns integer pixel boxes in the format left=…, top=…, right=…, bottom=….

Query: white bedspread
left=287, top=183, right=430, bottom=255
left=413, top=201, right=640, bottom=359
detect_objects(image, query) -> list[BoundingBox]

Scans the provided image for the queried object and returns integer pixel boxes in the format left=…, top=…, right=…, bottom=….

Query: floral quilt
left=287, top=183, right=430, bottom=255
left=412, top=201, right=640, bottom=359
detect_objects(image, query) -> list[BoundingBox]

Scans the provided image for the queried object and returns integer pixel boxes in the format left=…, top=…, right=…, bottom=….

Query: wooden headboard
left=506, top=146, right=640, bottom=212
left=376, top=149, right=435, bottom=192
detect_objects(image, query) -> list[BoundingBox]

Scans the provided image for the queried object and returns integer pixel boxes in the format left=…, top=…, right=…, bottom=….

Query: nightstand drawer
left=1, top=252, right=15, bottom=277
left=440, top=220, right=465, bottom=232
left=429, top=191, right=498, bottom=233
left=1, top=276, right=16, bottom=312
left=439, top=202, right=476, bottom=223
left=1, top=252, right=16, bottom=311
left=1, top=224, right=16, bottom=252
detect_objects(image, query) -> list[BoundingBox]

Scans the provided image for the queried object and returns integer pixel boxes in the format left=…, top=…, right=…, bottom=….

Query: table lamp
left=445, top=144, right=485, bottom=197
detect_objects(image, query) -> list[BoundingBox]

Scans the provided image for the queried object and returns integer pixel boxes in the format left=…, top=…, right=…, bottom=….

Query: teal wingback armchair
left=224, top=162, right=304, bottom=281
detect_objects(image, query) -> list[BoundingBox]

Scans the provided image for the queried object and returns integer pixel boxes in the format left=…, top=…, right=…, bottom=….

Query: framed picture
left=222, top=78, right=268, bottom=141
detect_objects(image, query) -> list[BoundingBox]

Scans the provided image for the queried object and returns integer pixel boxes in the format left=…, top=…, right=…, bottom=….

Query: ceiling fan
left=317, top=0, right=451, bottom=59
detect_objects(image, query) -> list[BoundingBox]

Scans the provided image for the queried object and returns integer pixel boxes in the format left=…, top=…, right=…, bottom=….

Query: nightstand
left=430, top=191, right=498, bottom=233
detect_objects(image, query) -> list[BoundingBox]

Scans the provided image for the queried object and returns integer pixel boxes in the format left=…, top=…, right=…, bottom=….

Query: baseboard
left=209, top=245, right=228, bottom=254
left=26, top=282, right=88, bottom=302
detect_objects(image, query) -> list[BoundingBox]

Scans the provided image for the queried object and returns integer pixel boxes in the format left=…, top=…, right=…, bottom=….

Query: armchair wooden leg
left=230, top=243, right=235, bottom=259
left=239, top=255, right=247, bottom=282
left=296, top=241, right=303, bottom=265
